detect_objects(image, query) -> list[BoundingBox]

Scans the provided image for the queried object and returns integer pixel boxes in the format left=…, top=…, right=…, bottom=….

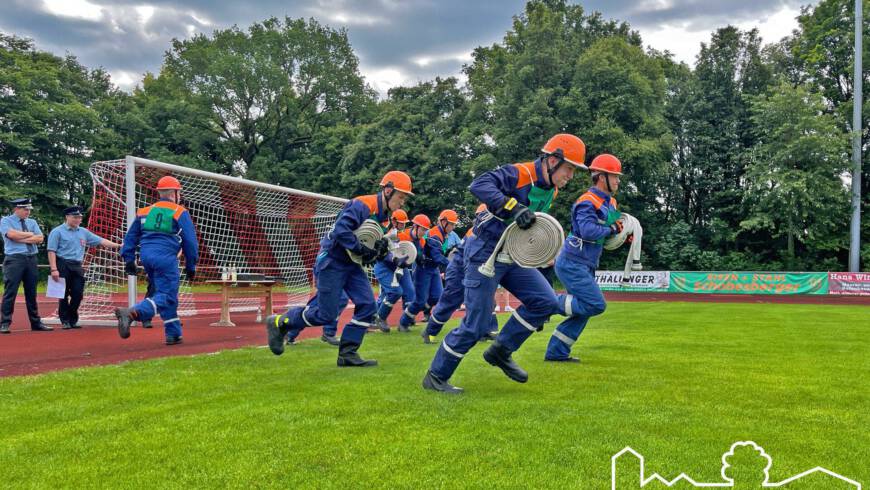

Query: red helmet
left=412, top=214, right=431, bottom=228
left=589, top=154, right=623, bottom=175
left=438, top=209, right=459, bottom=224
left=156, top=176, right=182, bottom=190
left=391, top=209, right=409, bottom=223
left=380, top=170, right=414, bottom=195
left=541, top=134, right=586, bottom=168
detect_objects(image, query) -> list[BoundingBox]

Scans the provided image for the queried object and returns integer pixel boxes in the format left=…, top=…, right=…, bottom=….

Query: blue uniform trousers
left=399, top=265, right=442, bottom=327
left=424, top=246, right=497, bottom=337
left=287, top=292, right=344, bottom=342
left=374, top=261, right=415, bottom=321
left=428, top=256, right=557, bottom=381
left=424, top=247, right=464, bottom=336
left=132, top=252, right=182, bottom=339
left=544, top=254, right=606, bottom=360
left=277, top=257, right=375, bottom=345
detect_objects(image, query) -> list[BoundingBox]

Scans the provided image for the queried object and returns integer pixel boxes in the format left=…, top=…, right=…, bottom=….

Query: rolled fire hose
left=390, top=240, right=418, bottom=287
left=347, top=220, right=385, bottom=265
left=478, top=213, right=564, bottom=277
left=603, top=213, right=643, bottom=285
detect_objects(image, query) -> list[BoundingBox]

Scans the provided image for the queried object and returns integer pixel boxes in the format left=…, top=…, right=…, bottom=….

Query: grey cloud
left=0, top=0, right=810, bottom=92
left=581, top=0, right=806, bottom=31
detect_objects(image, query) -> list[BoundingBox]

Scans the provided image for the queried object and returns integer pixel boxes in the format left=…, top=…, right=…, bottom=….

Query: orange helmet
left=475, top=203, right=487, bottom=214
left=391, top=209, right=409, bottom=223
left=541, top=134, right=586, bottom=168
left=589, top=154, right=623, bottom=175
left=156, top=176, right=182, bottom=190
left=438, top=209, right=459, bottom=224
left=412, top=214, right=431, bottom=228
left=380, top=170, right=414, bottom=195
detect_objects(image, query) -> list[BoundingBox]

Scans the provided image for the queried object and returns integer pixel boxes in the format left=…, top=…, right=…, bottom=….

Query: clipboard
left=46, top=277, right=66, bottom=299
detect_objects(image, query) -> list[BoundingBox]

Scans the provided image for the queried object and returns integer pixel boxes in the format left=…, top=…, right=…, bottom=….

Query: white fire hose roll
left=347, top=220, right=385, bottom=265
left=603, top=213, right=643, bottom=284
left=479, top=213, right=564, bottom=277
left=390, top=240, right=418, bottom=286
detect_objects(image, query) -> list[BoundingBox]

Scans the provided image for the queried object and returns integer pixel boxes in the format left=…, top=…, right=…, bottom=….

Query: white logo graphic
left=611, top=441, right=861, bottom=489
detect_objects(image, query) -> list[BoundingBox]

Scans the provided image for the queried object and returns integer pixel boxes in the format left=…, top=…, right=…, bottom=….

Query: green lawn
left=1, top=302, right=867, bottom=489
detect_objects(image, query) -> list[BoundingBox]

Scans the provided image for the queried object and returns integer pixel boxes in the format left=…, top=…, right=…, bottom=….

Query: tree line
left=1, top=0, right=867, bottom=271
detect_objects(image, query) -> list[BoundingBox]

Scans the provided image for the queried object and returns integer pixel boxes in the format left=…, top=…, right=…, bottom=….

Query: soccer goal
left=62, top=156, right=348, bottom=325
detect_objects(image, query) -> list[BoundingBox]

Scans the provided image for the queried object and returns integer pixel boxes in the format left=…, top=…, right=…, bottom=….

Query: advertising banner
left=595, top=271, right=669, bottom=291
left=669, top=272, right=828, bottom=295
left=828, top=272, right=870, bottom=296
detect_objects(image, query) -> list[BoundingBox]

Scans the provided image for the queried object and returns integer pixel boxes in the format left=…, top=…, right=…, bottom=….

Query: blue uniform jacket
left=467, top=158, right=555, bottom=261
left=120, top=199, right=199, bottom=270
left=321, top=193, right=388, bottom=264
left=421, top=226, right=450, bottom=270
left=561, top=187, right=618, bottom=269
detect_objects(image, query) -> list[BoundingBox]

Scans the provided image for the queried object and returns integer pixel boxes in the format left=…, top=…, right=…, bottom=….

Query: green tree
left=161, top=16, right=375, bottom=176
left=0, top=34, right=110, bottom=218
left=684, top=26, right=773, bottom=257
left=337, top=78, right=472, bottom=221
left=742, top=82, right=850, bottom=268
left=792, top=0, right=869, bottom=269
left=463, top=0, right=640, bottom=164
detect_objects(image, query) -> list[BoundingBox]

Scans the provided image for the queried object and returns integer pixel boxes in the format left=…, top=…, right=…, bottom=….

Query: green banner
left=669, top=272, right=829, bottom=295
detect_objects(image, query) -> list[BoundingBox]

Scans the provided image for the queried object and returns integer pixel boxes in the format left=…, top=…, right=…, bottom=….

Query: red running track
left=0, top=292, right=866, bottom=377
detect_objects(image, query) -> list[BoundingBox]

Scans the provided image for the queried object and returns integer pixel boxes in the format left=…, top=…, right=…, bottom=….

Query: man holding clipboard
left=47, top=206, right=120, bottom=329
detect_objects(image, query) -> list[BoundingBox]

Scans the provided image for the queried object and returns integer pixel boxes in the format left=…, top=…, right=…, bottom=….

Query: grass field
left=1, top=301, right=867, bottom=488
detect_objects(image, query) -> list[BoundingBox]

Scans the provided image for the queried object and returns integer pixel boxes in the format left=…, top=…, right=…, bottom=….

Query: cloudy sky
left=1, top=0, right=815, bottom=95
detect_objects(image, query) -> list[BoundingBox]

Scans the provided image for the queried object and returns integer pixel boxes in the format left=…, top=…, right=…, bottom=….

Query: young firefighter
left=395, top=213, right=430, bottom=327
left=373, top=209, right=415, bottom=332
left=116, top=176, right=199, bottom=345
left=265, top=171, right=412, bottom=367
left=544, top=154, right=624, bottom=362
left=398, top=210, right=458, bottom=332
left=423, top=134, right=586, bottom=394
left=422, top=204, right=498, bottom=344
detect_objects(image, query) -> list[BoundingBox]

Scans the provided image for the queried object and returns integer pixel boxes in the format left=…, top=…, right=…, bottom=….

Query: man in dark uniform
left=47, top=206, right=120, bottom=329
left=1, top=198, right=51, bottom=333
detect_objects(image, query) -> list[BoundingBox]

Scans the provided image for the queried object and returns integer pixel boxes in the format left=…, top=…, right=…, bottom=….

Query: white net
left=75, top=157, right=349, bottom=323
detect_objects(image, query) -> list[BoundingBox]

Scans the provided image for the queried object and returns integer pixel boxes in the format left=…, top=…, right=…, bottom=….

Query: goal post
left=60, top=155, right=348, bottom=325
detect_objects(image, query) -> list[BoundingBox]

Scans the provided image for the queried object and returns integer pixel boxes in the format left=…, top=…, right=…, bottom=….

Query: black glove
left=357, top=244, right=379, bottom=265
left=124, top=261, right=138, bottom=276
left=512, top=204, right=536, bottom=230
left=185, top=268, right=196, bottom=281
left=392, top=256, right=408, bottom=268
left=374, top=238, right=389, bottom=260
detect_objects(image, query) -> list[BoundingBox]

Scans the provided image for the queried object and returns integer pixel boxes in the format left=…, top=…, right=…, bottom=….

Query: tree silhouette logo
left=611, top=441, right=861, bottom=489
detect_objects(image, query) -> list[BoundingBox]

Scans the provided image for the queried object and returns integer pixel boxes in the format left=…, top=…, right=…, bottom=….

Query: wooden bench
left=206, top=280, right=277, bottom=327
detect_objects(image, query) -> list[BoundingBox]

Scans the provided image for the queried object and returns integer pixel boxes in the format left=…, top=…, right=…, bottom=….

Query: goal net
left=69, top=156, right=348, bottom=324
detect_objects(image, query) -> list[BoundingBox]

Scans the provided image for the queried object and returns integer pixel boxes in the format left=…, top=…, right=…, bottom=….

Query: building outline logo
left=611, top=441, right=862, bottom=489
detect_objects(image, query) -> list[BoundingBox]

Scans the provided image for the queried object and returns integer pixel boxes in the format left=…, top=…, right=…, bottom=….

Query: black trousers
left=1, top=254, right=41, bottom=327
left=56, top=257, right=86, bottom=325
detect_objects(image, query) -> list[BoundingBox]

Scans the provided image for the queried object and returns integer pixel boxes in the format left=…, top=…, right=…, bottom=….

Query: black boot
left=421, top=328, right=435, bottom=344
left=422, top=370, right=463, bottom=394
left=337, top=340, right=377, bottom=367
left=114, top=308, right=135, bottom=339
left=482, top=340, right=528, bottom=383
left=265, top=314, right=290, bottom=355
left=374, top=316, right=390, bottom=333
left=320, top=334, right=340, bottom=346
